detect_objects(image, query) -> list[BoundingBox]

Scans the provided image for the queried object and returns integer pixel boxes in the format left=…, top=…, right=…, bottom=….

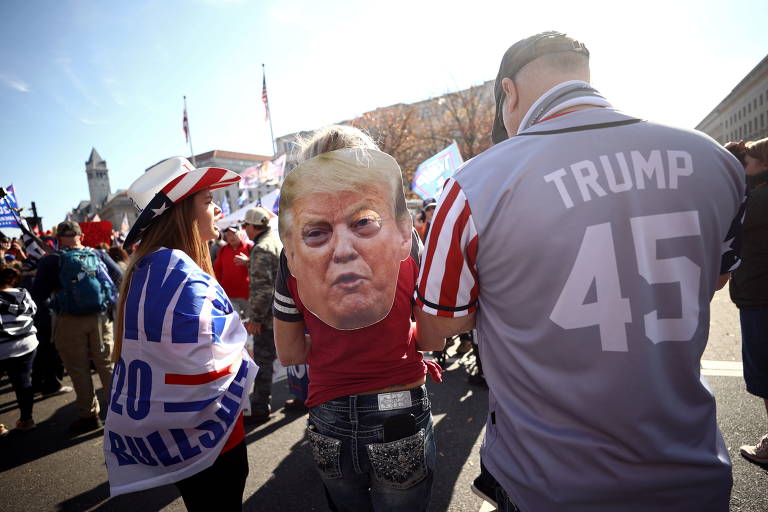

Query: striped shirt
left=415, top=178, right=479, bottom=317
left=0, top=287, right=38, bottom=360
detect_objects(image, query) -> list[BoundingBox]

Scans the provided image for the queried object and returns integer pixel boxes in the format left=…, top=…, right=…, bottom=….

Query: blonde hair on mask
left=279, top=126, right=409, bottom=244
left=295, top=124, right=378, bottom=161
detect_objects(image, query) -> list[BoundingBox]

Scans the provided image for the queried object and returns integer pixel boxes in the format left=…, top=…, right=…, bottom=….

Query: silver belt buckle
left=377, top=390, right=412, bottom=411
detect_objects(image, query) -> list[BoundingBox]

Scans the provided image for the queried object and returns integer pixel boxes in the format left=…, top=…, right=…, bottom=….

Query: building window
left=762, top=113, right=765, bottom=128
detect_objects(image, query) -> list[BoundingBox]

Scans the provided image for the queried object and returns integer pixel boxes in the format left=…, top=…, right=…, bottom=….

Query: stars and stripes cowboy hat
left=123, top=157, right=240, bottom=248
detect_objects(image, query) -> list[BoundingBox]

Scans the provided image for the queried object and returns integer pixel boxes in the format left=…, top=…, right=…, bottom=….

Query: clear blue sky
left=1, top=0, right=766, bottom=233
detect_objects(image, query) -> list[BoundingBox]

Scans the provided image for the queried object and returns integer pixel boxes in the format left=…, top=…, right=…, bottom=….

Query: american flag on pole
left=262, top=74, right=270, bottom=121
left=183, top=107, right=190, bottom=143
left=104, top=249, right=258, bottom=496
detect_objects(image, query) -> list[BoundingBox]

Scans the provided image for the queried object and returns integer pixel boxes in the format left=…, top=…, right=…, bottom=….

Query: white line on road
left=701, top=359, right=743, bottom=377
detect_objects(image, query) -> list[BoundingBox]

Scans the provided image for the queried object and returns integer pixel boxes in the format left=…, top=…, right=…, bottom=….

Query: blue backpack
left=52, top=248, right=116, bottom=315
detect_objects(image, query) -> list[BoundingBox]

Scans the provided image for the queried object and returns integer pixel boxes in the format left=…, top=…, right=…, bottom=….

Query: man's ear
left=501, top=77, right=518, bottom=115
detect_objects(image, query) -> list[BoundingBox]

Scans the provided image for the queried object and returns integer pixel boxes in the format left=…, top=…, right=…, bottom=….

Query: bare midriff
left=362, top=375, right=426, bottom=395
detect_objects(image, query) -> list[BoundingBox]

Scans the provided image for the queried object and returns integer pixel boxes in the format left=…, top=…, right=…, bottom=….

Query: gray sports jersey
left=455, top=108, right=744, bottom=511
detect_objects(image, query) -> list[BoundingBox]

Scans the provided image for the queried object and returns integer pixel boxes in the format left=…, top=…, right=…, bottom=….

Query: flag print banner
left=104, top=249, right=258, bottom=496
left=238, top=165, right=262, bottom=190
left=263, top=154, right=286, bottom=182
left=286, top=364, right=309, bottom=401
left=0, top=184, right=21, bottom=228
left=412, top=142, right=464, bottom=200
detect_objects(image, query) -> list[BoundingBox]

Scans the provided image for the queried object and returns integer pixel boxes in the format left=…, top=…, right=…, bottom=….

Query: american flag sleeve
left=415, top=178, right=479, bottom=317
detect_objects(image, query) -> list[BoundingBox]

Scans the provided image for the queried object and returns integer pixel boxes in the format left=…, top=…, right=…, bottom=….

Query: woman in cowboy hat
left=104, top=157, right=257, bottom=511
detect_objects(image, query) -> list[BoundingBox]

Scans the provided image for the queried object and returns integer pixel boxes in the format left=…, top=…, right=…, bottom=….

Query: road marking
left=701, top=359, right=743, bottom=377
left=479, top=501, right=496, bottom=511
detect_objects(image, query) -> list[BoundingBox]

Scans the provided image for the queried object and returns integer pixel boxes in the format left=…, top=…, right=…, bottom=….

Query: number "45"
left=550, top=211, right=702, bottom=352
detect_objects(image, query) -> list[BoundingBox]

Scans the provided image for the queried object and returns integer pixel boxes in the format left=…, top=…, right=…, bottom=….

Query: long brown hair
left=113, top=192, right=215, bottom=361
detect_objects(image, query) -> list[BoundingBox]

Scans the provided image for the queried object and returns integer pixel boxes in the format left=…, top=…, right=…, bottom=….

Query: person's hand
left=234, top=253, right=249, bottom=266
left=10, top=240, right=26, bottom=258
left=244, top=321, right=262, bottom=336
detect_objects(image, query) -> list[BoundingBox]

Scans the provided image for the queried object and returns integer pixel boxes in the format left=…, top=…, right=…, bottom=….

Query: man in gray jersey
left=415, top=32, right=745, bottom=511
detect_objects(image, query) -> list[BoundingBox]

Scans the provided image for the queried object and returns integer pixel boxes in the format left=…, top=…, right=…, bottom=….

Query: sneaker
left=15, top=419, right=36, bottom=432
left=470, top=463, right=499, bottom=508
left=42, top=385, right=74, bottom=398
left=740, top=434, right=768, bottom=464
left=69, top=415, right=102, bottom=435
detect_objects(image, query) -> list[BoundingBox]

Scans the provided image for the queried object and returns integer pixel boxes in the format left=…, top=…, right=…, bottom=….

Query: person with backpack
left=31, top=220, right=122, bottom=434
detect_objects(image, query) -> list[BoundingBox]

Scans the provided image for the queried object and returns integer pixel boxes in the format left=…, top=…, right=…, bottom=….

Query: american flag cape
left=104, top=248, right=258, bottom=496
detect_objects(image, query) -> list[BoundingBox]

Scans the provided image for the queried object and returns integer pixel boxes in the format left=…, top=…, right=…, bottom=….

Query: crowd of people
left=2, top=30, right=768, bottom=512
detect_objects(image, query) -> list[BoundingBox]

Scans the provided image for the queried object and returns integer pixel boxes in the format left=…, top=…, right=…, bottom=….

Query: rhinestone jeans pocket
left=366, top=428, right=427, bottom=490
left=307, top=426, right=343, bottom=479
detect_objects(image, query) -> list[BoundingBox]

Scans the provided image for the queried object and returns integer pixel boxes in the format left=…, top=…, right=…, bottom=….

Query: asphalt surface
left=1, top=288, right=767, bottom=511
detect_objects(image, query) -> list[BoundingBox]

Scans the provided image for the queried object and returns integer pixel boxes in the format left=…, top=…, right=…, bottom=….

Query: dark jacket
left=730, top=172, right=768, bottom=309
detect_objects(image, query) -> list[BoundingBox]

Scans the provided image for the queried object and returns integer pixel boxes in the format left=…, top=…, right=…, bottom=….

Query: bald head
left=499, top=52, right=590, bottom=138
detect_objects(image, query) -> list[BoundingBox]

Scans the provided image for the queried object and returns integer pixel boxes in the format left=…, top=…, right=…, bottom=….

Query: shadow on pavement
left=243, top=434, right=328, bottom=511
left=56, top=481, right=180, bottom=512
left=0, top=384, right=107, bottom=473
left=427, top=354, right=488, bottom=511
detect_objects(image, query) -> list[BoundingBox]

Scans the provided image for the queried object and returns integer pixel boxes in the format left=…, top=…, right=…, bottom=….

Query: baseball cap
left=222, top=225, right=239, bottom=233
left=243, top=206, right=271, bottom=227
left=422, top=198, right=437, bottom=210
left=56, top=221, right=82, bottom=237
left=492, top=31, right=589, bottom=144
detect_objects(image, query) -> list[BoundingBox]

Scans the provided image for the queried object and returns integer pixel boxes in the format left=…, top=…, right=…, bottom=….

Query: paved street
left=2, top=288, right=767, bottom=511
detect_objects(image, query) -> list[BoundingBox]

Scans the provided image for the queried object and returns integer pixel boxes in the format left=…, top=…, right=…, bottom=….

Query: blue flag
left=0, top=184, right=21, bottom=228
left=412, top=142, right=464, bottom=200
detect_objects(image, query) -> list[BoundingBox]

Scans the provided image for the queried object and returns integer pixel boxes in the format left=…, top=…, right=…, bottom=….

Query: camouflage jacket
left=248, top=229, right=282, bottom=330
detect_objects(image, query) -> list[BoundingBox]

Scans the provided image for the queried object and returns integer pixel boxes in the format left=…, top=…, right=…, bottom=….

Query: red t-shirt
left=213, top=242, right=252, bottom=299
left=275, top=255, right=431, bottom=407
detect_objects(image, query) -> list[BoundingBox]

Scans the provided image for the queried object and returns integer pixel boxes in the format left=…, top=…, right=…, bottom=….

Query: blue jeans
left=740, top=307, right=768, bottom=397
left=307, top=385, right=435, bottom=512
left=0, top=348, right=37, bottom=421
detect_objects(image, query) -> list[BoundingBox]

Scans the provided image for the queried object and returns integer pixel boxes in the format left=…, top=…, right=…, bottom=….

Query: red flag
left=262, top=74, right=270, bottom=121
left=183, top=105, right=190, bottom=143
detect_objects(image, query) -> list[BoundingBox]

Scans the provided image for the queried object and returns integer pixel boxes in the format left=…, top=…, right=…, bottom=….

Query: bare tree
left=340, top=80, right=495, bottom=199
left=434, top=81, right=495, bottom=159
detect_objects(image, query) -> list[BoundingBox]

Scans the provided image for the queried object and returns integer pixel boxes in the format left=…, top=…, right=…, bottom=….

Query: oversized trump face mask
left=279, top=148, right=412, bottom=330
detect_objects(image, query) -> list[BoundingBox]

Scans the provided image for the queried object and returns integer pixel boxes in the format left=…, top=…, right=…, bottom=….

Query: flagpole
left=262, top=64, right=277, bottom=156
left=184, top=96, right=197, bottom=166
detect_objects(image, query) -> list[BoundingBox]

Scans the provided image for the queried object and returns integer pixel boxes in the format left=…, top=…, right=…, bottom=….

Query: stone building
left=68, top=148, right=135, bottom=230
left=696, top=55, right=768, bottom=143
left=69, top=149, right=275, bottom=233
